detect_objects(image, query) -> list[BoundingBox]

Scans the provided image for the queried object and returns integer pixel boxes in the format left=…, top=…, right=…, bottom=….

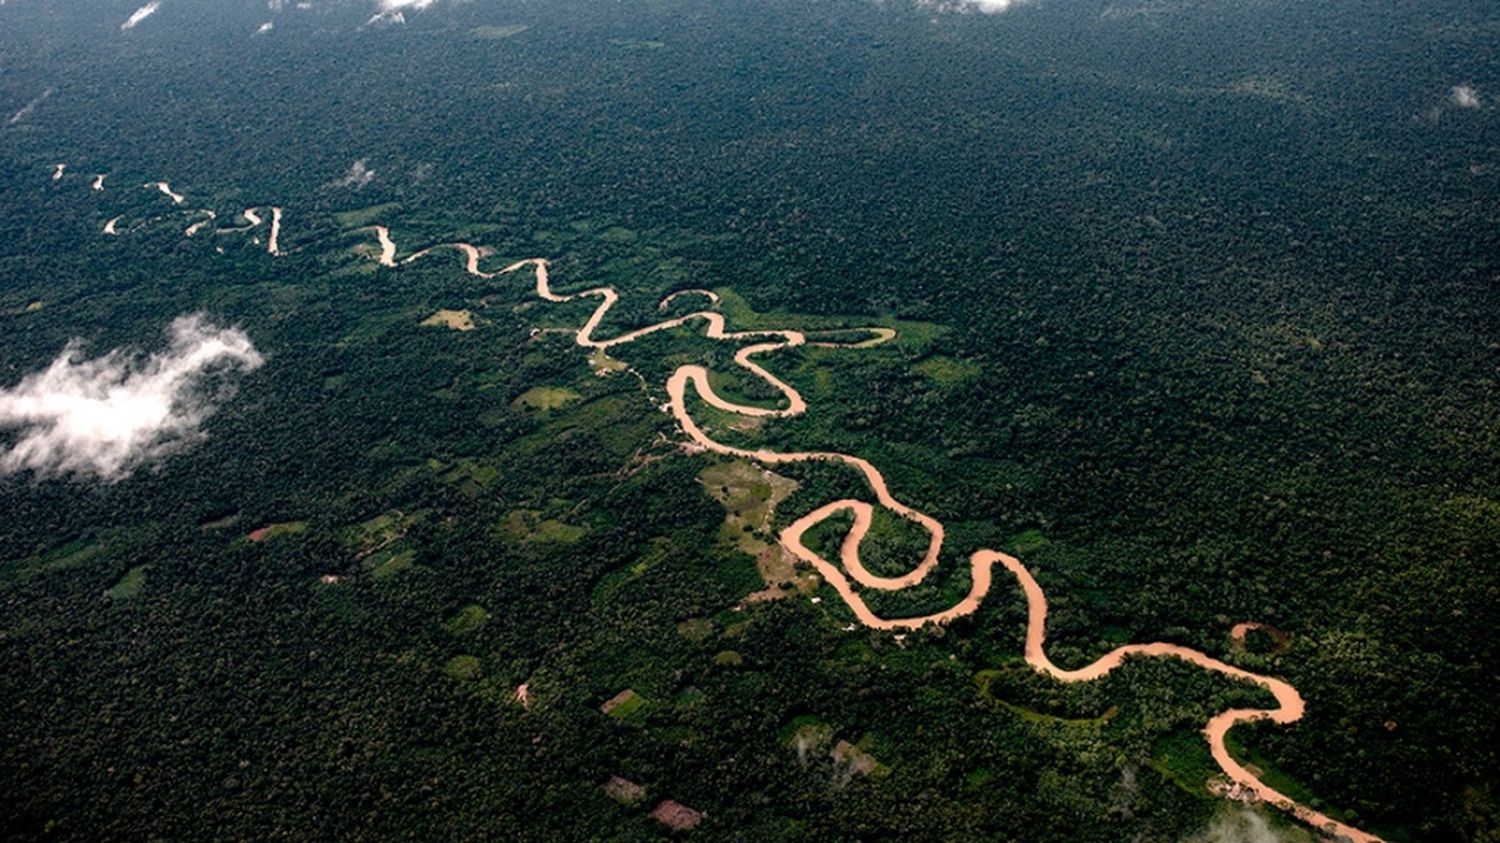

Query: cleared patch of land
left=334, top=203, right=400, bottom=229
left=420, top=309, right=475, bottom=331
left=500, top=509, right=588, bottom=544
left=699, top=459, right=811, bottom=601
left=363, top=547, right=416, bottom=579
left=513, top=385, right=581, bottom=411
left=445, top=603, right=488, bottom=635
left=445, top=655, right=482, bottom=680
left=602, top=775, right=645, bottom=805
left=600, top=688, right=646, bottom=720
left=247, top=521, right=308, bottom=542
left=6, top=541, right=105, bottom=583
left=915, top=355, right=982, bottom=385
left=587, top=348, right=627, bottom=375
left=651, top=800, right=702, bottom=831
left=106, top=565, right=149, bottom=601
left=832, top=738, right=890, bottom=780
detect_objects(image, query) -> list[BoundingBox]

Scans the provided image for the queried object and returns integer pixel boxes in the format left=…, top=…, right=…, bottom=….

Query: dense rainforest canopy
left=0, top=0, right=1495, bottom=840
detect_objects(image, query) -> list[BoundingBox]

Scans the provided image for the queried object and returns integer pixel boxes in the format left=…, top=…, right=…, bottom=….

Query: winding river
left=72, top=181, right=1382, bottom=841
left=359, top=233, right=1382, bottom=843
left=92, top=179, right=281, bottom=254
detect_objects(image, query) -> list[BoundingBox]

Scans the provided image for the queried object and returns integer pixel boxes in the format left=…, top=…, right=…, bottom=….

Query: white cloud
left=1451, top=85, right=1481, bottom=109
left=1183, top=806, right=1298, bottom=843
left=121, top=1, right=160, bottom=30
left=327, top=159, right=376, bottom=189
left=0, top=314, right=262, bottom=481
left=366, top=0, right=436, bottom=25
left=924, top=0, right=1030, bottom=13
left=256, top=20, right=273, bottom=34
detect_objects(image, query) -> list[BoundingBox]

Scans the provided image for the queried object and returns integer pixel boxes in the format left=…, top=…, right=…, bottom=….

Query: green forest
left=0, top=0, right=1495, bottom=840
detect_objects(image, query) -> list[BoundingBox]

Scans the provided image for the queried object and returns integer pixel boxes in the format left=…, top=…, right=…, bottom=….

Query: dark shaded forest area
left=0, top=0, right=1495, bottom=840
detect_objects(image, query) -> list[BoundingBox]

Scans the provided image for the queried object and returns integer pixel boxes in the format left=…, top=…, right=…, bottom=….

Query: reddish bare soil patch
left=600, top=688, right=639, bottom=715
left=651, top=800, right=702, bottom=832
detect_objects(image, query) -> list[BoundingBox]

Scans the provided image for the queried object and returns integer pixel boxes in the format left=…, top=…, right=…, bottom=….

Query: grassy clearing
left=500, top=510, right=588, bottom=544
left=1009, top=529, right=1049, bottom=555
left=445, top=655, right=482, bottom=680
left=600, top=688, right=647, bottom=721
left=676, top=617, right=714, bottom=641
left=513, top=385, right=581, bottom=411
left=247, top=521, right=308, bottom=542
left=602, top=775, right=646, bottom=805
left=343, top=510, right=425, bottom=552
left=698, top=459, right=810, bottom=599
left=420, top=309, right=475, bottom=331
left=588, top=348, right=628, bottom=375
left=365, top=547, right=416, bottom=580
left=106, top=565, right=148, bottom=601
left=3, top=540, right=107, bottom=584
left=333, top=203, right=401, bottom=228
left=700, top=460, right=777, bottom=524
left=784, top=719, right=833, bottom=759
left=445, top=604, right=488, bottom=635
left=439, top=459, right=500, bottom=496
left=915, top=355, right=982, bottom=385
left=43, top=540, right=105, bottom=570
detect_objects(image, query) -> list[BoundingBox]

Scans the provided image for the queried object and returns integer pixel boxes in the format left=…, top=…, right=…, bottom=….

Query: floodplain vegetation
left=0, top=0, right=1496, bottom=840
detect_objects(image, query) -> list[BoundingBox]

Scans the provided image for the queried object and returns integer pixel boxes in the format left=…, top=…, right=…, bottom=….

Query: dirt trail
left=361, top=227, right=1383, bottom=843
